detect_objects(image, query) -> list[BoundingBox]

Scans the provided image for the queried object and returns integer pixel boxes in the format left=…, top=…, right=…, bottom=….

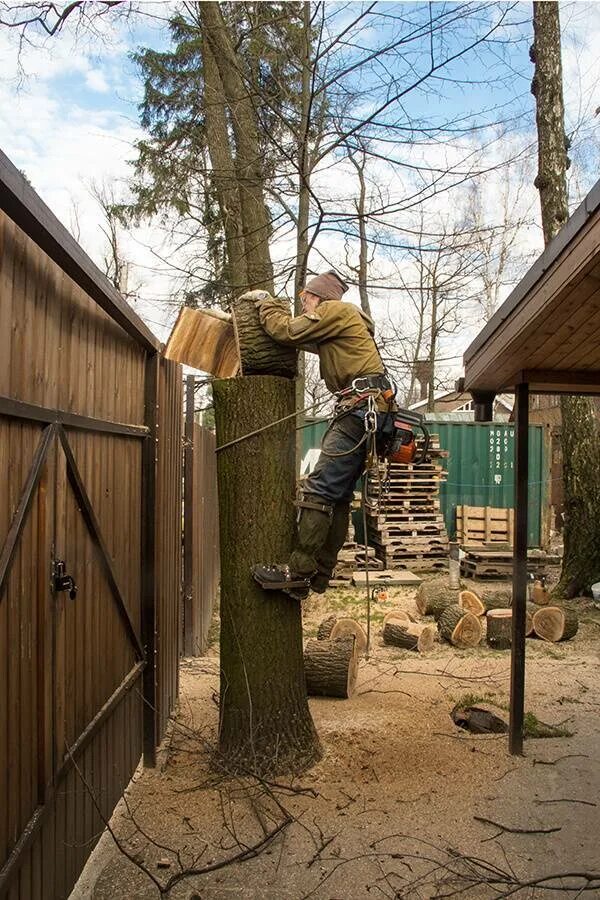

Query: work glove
left=236, top=289, right=273, bottom=304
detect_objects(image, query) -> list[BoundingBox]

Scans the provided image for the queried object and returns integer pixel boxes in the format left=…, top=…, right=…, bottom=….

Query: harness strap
left=295, top=499, right=334, bottom=515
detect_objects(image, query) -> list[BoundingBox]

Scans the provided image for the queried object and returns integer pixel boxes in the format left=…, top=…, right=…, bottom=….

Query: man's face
left=301, top=290, right=321, bottom=315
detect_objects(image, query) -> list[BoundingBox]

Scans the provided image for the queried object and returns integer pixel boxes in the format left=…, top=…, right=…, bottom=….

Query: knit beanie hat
left=304, top=270, right=349, bottom=301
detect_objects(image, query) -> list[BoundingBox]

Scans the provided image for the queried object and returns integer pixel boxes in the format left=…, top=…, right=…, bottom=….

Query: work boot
left=252, top=564, right=312, bottom=601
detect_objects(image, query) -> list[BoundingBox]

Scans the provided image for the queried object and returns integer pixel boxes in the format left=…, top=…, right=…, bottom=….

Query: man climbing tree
left=531, top=1, right=600, bottom=597
left=248, top=270, right=414, bottom=599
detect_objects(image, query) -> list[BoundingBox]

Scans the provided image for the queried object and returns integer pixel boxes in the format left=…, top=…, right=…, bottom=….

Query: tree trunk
left=202, top=40, right=248, bottom=294
left=231, top=297, right=297, bottom=377
left=200, top=2, right=274, bottom=292
left=214, top=375, right=321, bottom=773
left=531, top=2, right=600, bottom=597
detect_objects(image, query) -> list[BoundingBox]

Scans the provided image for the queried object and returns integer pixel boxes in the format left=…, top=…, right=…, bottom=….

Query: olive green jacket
left=256, top=296, right=384, bottom=395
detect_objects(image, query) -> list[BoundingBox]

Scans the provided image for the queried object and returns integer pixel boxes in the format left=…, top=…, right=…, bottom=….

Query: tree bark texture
left=202, top=40, right=248, bottom=293
left=532, top=2, right=600, bottom=597
left=231, top=297, right=297, bottom=378
left=214, top=376, right=321, bottom=773
left=532, top=2, right=569, bottom=244
left=556, top=396, right=600, bottom=596
left=317, top=614, right=338, bottom=640
left=200, top=2, right=274, bottom=292
left=304, top=637, right=358, bottom=698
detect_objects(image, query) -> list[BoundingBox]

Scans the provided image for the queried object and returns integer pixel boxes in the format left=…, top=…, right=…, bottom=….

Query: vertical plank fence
left=0, top=148, right=182, bottom=900
left=183, top=375, right=220, bottom=656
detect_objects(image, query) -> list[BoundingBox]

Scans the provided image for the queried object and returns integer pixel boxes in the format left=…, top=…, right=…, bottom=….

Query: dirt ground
left=71, top=577, right=600, bottom=899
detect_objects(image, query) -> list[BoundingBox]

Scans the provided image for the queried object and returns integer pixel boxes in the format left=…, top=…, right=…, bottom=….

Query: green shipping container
left=301, top=416, right=549, bottom=548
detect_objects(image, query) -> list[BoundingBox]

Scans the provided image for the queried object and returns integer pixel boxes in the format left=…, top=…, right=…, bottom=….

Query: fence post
left=141, top=352, right=159, bottom=765
left=183, top=375, right=195, bottom=656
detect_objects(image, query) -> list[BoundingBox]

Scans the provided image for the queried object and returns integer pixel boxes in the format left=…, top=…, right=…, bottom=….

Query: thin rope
left=215, top=396, right=331, bottom=453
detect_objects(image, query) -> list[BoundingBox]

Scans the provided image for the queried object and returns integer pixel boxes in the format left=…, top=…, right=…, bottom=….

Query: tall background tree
left=530, top=0, right=600, bottom=597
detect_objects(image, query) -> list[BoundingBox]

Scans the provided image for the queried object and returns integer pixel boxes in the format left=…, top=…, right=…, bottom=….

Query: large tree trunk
left=214, top=375, right=321, bottom=773
left=200, top=2, right=274, bottom=292
left=202, top=40, right=248, bottom=294
left=531, top=2, right=600, bottom=597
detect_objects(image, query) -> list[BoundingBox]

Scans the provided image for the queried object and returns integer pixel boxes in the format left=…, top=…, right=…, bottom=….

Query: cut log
left=531, top=580, right=551, bottom=606
left=383, top=622, right=436, bottom=652
left=231, top=296, right=297, bottom=378
left=481, top=590, right=512, bottom=613
left=317, top=615, right=337, bottom=641
left=486, top=609, right=513, bottom=649
left=437, top=605, right=482, bottom=647
left=533, top=606, right=579, bottom=642
left=382, top=609, right=414, bottom=626
left=165, top=306, right=239, bottom=377
left=459, top=589, right=486, bottom=617
left=304, top=637, right=358, bottom=698
left=415, top=578, right=461, bottom=616
left=330, top=618, right=368, bottom=655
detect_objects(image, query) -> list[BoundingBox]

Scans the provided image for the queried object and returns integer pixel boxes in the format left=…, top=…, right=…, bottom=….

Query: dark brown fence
left=183, top=376, right=220, bottom=656
left=0, top=149, right=182, bottom=900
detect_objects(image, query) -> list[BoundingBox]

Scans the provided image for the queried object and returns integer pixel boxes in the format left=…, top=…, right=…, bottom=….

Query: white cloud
left=85, top=68, right=110, bottom=93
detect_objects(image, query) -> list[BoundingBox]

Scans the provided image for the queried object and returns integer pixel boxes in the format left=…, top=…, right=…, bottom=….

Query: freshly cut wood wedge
left=165, top=306, right=239, bottom=376
left=383, top=621, right=436, bottom=652
left=459, top=589, right=485, bottom=616
left=382, top=609, right=414, bottom=626
left=533, top=606, right=579, bottom=642
left=304, top=637, right=358, bottom=698
left=437, top=605, right=482, bottom=647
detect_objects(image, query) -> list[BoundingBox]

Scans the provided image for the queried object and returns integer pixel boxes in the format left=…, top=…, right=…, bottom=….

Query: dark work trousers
left=290, top=408, right=394, bottom=581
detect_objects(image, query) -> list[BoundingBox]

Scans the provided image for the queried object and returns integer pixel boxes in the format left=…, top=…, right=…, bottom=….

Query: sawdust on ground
left=71, top=578, right=600, bottom=900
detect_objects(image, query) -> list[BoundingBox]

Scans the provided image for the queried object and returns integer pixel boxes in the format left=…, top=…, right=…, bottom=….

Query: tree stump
left=382, top=622, right=436, bottom=652
left=317, top=615, right=337, bottom=640
left=231, top=296, right=297, bottom=377
left=459, top=589, right=486, bottom=617
left=486, top=609, right=513, bottom=649
left=415, top=578, right=460, bottom=618
left=214, top=375, right=321, bottom=773
left=532, top=606, right=579, bottom=642
left=329, top=618, right=368, bottom=655
left=382, top=610, right=414, bottom=626
left=437, top=605, right=482, bottom=647
left=304, top=637, right=358, bottom=698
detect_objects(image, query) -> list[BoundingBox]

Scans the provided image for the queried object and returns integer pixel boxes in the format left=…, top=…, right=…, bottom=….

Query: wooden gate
left=0, top=150, right=182, bottom=899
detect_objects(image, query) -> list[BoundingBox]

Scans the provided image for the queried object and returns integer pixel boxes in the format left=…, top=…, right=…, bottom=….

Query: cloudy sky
left=1, top=1, right=599, bottom=360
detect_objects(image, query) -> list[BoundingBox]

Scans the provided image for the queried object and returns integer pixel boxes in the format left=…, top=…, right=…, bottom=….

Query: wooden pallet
left=456, top=505, right=514, bottom=546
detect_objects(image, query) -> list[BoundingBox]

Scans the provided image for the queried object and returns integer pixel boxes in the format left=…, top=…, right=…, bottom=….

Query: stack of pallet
left=457, top=505, right=560, bottom=579
left=332, top=518, right=383, bottom=584
left=366, top=436, right=449, bottom=571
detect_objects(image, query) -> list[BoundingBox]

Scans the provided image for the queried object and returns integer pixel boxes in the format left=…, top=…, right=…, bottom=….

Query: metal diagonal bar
left=0, top=394, right=149, bottom=437
left=57, top=425, right=144, bottom=660
left=0, top=661, right=144, bottom=895
left=0, top=423, right=55, bottom=598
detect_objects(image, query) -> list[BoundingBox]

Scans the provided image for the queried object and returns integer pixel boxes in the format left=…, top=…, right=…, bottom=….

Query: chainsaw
left=382, top=408, right=430, bottom=466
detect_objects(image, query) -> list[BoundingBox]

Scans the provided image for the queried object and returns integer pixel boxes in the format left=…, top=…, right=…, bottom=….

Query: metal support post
left=509, top=382, right=529, bottom=755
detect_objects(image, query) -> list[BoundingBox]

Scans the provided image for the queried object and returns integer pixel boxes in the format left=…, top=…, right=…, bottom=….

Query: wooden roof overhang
left=463, top=178, right=600, bottom=397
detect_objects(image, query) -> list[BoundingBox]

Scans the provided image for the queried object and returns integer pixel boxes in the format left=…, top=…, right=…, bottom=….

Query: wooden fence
left=183, top=376, right=220, bottom=656
left=0, top=149, right=182, bottom=900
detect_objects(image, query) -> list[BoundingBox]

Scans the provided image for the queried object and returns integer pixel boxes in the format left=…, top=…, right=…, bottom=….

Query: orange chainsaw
left=382, top=408, right=430, bottom=465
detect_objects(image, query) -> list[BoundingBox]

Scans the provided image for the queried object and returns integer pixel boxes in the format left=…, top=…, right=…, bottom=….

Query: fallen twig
left=474, top=815, right=561, bottom=840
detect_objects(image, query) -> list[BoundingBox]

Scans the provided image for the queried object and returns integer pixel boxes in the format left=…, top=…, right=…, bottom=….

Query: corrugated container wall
left=301, top=418, right=550, bottom=547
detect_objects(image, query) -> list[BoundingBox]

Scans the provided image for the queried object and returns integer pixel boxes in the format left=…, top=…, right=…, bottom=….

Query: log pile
left=383, top=621, right=436, bottom=652
left=366, top=435, right=449, bottom=572
left=437, top=605, right=483, bottom=647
